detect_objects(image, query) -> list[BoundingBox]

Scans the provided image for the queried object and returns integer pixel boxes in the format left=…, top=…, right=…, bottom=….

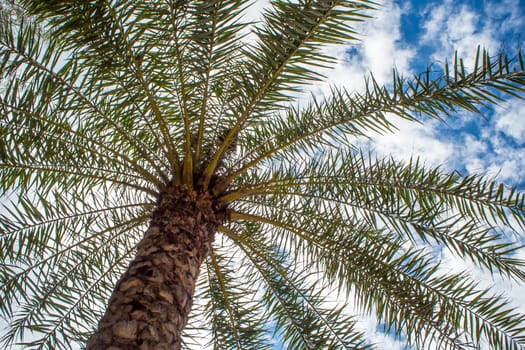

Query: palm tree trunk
left=86, top=186, right=225, bottom=350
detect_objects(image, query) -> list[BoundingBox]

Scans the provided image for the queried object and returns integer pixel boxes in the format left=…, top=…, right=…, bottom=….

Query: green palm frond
left=0, top=190, right=150, bottom=347
left=228, top=196, right=525, bottom=349
left=0, top=168, right=151, bottom=349
left=18, top=0, right=184, bottom=177
left=222, top=224, right=369, bottom=349
left=245, top=0, right=376, bottom=102
left=0, top=11, right=167, bottom=190
left=200, top=246, right=271, bottom=349
left=188, top=0, right=249, bottom=165
left=223, top=48, right=525, bottom=191
left=225, top=151, right=525, bottom=281
left=201, top=0, right=377, bottom=186
left=3, top=243, right=138, bottom=350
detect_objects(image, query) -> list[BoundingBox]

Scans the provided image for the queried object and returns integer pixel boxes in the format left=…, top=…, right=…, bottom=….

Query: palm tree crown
left=1, top=0, right=525, bottom=349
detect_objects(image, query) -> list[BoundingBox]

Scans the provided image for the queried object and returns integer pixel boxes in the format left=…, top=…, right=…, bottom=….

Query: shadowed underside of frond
left=1, top=0, right=525, bottom=349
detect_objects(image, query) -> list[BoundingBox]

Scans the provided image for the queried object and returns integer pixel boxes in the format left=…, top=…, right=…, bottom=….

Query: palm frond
left=221, top=224, right=369, bottom=349
left=3, top=245, right=138, bottom=350
left=198, top=245, right=272, bottom=349
left=188, top=0, right=249, bottom=166
left=0, top=213, right=146, bottom=349
left=201, top=0, right=377, bottom=187
left=223, top=48, right=525, bottom=190
left=0, top=188, right=151, bottom=322
left=225, top=151, right=525, bottom=282
left=245, top=0, right=376, bottom=104
left=17, top=0, right=184, bottom=177
left=0, top=9, right=169, bottom=187
left=229, top=200, right=525, bottom=349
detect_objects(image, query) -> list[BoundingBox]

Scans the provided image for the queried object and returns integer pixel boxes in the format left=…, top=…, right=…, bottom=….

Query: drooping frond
left=180, top=234, right=279, bottom=350
left=315, top=229, right=525, bottom=350
left=0, top=180, right=152, bottom=348
left=227, top=188, right=525, bottom=349
left=200, top=245, right=272, bottom=349
left=225, top=150, right=525, bottom=281
left=221, top=224, right=369, bottom=349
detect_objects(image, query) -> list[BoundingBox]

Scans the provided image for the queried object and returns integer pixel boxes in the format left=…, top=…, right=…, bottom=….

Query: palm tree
left=1, top=0, right=525, bottom=349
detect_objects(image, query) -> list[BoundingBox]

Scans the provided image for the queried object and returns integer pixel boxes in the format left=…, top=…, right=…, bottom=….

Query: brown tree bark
left=86, top=185, right=226, bottom=350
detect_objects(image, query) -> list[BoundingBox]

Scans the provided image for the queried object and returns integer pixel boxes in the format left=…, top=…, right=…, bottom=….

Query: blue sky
left=247, top=0, right=525, bottom=348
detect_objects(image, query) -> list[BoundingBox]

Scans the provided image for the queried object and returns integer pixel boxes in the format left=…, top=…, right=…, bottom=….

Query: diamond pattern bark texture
left=86, top=185, right=227, bottom=350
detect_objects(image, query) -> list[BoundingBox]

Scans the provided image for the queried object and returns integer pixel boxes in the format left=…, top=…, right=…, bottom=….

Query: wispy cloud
left=299, top=1, right=415, bottom=99
left=368, top=118, right=455, bottom=166
left=495, top=99, right=525, bottom=142
left=422, top=0, right=523, bottom=63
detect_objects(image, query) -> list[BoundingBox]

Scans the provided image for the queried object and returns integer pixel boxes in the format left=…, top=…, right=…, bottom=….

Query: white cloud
left=304, top=1, right=415, bottom=98
left=486, top=100, right=525, bottom=185
left=422, top=0, right=500, bottom=64
left=440, top=248, right=525, bottom=316
left=241, top=0, right=271, bottom=24
left=485, top=138, right=525, bottom=184
left=359, top=1, right=415, bottom=83
left=422, top=0, right=525, bottom=67
left=484, top=0, right=525, bottom=35
left=365, top=0, right=525, bottom=187
left=448, top=100, right=525, bottom=185
left=438, top=130, right=525, bottom=186
left=368, top=117, right=455, bottom=168
left=358, top=317, right=409, bottom=350
left=495, top=99, right=525, bottom=141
